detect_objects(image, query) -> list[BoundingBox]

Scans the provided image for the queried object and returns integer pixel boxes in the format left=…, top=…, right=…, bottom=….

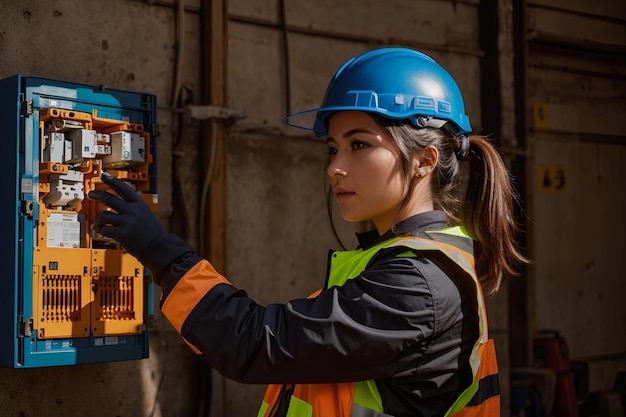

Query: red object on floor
left=533, top=330, right=579, bottom=417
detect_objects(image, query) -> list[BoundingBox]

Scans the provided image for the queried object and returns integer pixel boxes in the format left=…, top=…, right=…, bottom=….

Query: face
left=326, top=111, right=408, bottom=234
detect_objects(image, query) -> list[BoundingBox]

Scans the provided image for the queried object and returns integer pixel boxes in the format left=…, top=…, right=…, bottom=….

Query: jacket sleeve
left=157, top=250, right=458, bottom=385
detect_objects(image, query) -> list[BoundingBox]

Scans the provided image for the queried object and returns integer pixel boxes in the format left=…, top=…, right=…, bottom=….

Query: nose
left=327, top=160, right=348, bottom=178
left=330, top=167, right=347, bottom=177
left=327, top=144, right=350, bottom=178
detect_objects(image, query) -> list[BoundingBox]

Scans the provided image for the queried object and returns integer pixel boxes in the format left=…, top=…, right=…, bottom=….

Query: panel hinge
left=18, top=317, right=34, bottom=337
left=20, top=200, right=35, bottom=219
left=150, top=122, right=161, bottom=138
left=20, top=98, right=33, bottom=116
left=142, top=94, right=154, bottom=110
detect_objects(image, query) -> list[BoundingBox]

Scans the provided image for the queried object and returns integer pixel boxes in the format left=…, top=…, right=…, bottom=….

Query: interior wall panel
left=530, top=138, right=626, bottom=358
left=526, top=0, right=626, bottom=362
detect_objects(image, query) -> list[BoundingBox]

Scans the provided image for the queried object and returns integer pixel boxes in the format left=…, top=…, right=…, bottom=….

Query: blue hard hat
left=284, top=47, right=471, bottom=137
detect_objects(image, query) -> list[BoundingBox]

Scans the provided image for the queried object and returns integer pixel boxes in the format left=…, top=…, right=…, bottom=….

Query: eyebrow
left=327, top=128, right=375, bottom=143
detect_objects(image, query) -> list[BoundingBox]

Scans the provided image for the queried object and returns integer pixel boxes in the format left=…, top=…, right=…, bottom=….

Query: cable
left=198, top=122, right=218, bottom=257
left=172, top=0, right=186, bottom=109
left=278, top=0, right=291, bottom=116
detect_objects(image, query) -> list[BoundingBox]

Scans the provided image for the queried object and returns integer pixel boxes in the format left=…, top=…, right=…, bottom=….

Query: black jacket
left=158, top=211, right=480, bottom=417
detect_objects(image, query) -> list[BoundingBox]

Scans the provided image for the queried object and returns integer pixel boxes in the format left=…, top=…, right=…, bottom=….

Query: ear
left=414, top=146, right=438, bottom=177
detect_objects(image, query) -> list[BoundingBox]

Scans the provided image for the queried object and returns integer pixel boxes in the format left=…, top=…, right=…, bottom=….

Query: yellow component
left=35, top=205, right=50, bottom=248
left=32, top=247, right=92, bottom=339
left=34, top=107, right=152, bottom=340
left=39, top=161, right=68, bottom=175
left=39, top=108, right=91, bottom=122
left=108, top=168, right=150, bottom=183
left=532, top=101, right=550, bottom=130
left=91, top=250, right=145, bottom=336
left=39, top=108, right=93, bottom=128
left=32, top=247, right=146, bottom=339
left=38, top=182, right=50, bottom=193
left=91, top=110, right=152, bottom=191
left=91, top=109, right=145, bottom=134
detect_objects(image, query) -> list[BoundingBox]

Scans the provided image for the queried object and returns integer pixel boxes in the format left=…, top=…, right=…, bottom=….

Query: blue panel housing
left=0, top=75, right=156, bottom=368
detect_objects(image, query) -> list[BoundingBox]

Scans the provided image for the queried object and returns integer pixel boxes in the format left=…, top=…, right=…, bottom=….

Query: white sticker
left=21, top=178, right=33, bottom=193
left=105, top=336, right=119, bottom=346
left=47, top=212, right=80, bottom=248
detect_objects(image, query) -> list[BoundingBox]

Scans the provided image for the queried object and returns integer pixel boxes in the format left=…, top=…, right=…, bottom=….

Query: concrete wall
left=525, top=0, right=626, bottom=359
left=0, top=1, right=203, bottom=416
left=0, top=0, right=624, bottom=416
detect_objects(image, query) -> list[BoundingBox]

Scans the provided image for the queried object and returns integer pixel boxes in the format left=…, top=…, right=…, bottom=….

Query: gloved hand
left=88, top=172, right=194, bottom=281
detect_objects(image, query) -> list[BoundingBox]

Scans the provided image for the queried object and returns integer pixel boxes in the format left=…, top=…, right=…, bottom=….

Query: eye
left=351, top=140, right=368, bottom=151
left=326, top=145, right=337, bottom=156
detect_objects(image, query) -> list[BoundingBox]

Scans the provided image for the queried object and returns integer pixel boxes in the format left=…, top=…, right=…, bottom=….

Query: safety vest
left=257, top=227, right=500, bottom=417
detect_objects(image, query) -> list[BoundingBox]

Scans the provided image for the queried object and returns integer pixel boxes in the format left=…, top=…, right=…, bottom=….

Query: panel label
left=47, top=212, right=80, bottom=248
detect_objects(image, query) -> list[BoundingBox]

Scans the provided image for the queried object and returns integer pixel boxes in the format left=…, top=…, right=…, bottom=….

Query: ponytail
left=347, top=116, right=527, bottom=296
left=462, top=135, right=527, bottom=296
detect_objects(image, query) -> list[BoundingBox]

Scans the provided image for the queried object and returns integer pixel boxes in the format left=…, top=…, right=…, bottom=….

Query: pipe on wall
left=199, top=1, right=229, bottom=416
left=510, top=0, right=531, bottom=368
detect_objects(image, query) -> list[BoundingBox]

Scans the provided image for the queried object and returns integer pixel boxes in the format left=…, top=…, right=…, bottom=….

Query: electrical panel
left=0, top=75, right=157, bottom=368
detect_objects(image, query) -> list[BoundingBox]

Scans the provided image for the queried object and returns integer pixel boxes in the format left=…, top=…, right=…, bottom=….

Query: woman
left=89, top=47, right=526, bottom=417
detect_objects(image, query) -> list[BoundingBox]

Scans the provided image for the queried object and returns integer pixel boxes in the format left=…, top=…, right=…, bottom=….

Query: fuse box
left=0, top=75, right=157, bottom=367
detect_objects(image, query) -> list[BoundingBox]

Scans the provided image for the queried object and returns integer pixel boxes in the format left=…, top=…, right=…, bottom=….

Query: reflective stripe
left=390, top=238, right=475, bottom=280
left=353, top=381, right=383, bottom=412
left=427, top=225, right=469, bottom=238
left=286, top=396, right=313, bottom=417
left=466, top=373, right=500, bottom=406
left=257, top=402, right=269, bottom=417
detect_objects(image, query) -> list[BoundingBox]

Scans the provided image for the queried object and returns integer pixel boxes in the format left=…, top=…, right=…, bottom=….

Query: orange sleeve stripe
left=182, top=337, right=202, bottom=355
left=308, top=289, right=322, bottom=299
left=161, top=259, right=231, bottom=334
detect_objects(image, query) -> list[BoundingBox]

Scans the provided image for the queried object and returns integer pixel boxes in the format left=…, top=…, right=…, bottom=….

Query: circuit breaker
left=0, top=75, right=157, bottom=367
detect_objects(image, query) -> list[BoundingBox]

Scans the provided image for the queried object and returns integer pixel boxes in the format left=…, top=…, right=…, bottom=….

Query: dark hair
left=328, top=113, right=527, bottom=296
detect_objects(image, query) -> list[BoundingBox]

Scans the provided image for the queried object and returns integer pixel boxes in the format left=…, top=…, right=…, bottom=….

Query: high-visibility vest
left=257, top=228, right=500, bottom=417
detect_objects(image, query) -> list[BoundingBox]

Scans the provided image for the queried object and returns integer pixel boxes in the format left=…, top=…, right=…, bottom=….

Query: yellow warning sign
left=532, top=102, right=549, bottom=130
left=537, top=164, right=567, bottom=192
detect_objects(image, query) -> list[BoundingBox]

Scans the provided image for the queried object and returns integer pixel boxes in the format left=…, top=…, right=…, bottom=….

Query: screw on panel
left=21, top=200, right=35, bottom=217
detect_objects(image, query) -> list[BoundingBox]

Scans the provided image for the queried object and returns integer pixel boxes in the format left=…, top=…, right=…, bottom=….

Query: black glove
left=88, top=172, right=194, bottom=281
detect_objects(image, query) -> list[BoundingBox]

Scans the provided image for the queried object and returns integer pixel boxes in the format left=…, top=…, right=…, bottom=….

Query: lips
left=333, top=187, right=355, bottom=202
